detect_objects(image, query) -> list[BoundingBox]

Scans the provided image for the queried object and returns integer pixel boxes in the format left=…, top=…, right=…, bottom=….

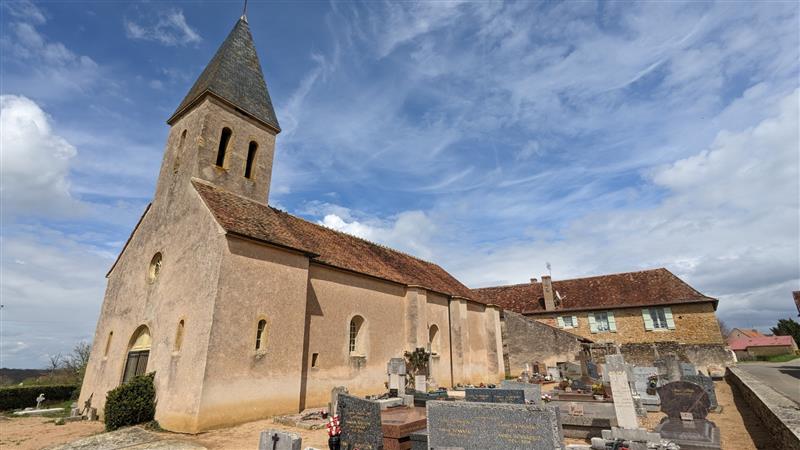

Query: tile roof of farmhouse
left=471, top=268, right=717, bottom=314
left=168, top=18, right=280, bottom=132
left=728, top=335, right=796, bottom=351
left=192, top=179, right=477, bottom=300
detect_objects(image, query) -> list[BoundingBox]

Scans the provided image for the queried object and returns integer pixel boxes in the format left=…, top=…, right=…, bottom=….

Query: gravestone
left=605, top=354, right=638, bottom=429
left=259, top=430, right=302, bottom=450
left=465, top=388, right=525, bottom=404
left=682, top=374, right=718, bottom=410
left=426, top=400, right=564, bottom=450
left=680, top=362, right=697, bottom=378
left=655, top=355, right=682, bottom=382
left=586, top=361, right=599, bottom=380
left=632, top=367, right=661, bottom=412
left=387, top=358, right=406, bottom=394
left=656, top=381, right=719, bottom=450
left=500, top=380, right=542, bottom=404
left=338, top=394, right=383, bottom=450
left=548, top=367, right=561, bottom=381
left=558, top=361, right=582, bottom=379
left=35, top=393, right=45, bottom=409
left=657, top=381, right=710, bottom=420
left=330, top=386, right=348, bottom=416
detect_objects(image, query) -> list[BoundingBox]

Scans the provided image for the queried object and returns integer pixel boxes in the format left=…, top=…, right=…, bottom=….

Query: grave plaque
left=568, top=402, right=584, bottom=416
left=656, top=417, right=720, bottom=450
left=338, top=394, right=383, bottom=450
left=426, top=400, right=564, bottom=450
left=682, top=374, right=718, bottom=410
left=680, top=362, right=697, bottom=377
left=258, top=430, right=302, bottom=450
left=657, top=381, right=710, bottom=420
left=632, top=367, right=661, bottom=411
left=500, top=380, right=542, bottom=404
left=465, top=388, right=525, bottom=404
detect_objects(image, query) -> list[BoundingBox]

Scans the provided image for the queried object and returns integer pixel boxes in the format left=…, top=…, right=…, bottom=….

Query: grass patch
left=741, top=354, right=800, bottom=363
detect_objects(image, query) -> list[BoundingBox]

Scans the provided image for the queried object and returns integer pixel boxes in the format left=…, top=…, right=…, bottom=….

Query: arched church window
left=173, top=320, right=185, bottom=352
left=148, top=253, right=162, bottom=283
left=429, top=324, right=440, bottom=354
left=255, top=319, right=267, bottom=351
left=216, top=127, right=232, bottom=167
left=244, top=141, right=258, bottom=179
left=122, top=325, right=151, bottom=383
left=349, top=316, right=365, bottom=355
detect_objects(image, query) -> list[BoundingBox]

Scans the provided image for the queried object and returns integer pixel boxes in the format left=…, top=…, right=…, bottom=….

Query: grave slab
left=656, top=418, right=720, bottom=450
left=500, top=380, right=542, bottom=404
left=426, top=400, right=564, bottom=450
left=464, top=388, right=525, bottom=404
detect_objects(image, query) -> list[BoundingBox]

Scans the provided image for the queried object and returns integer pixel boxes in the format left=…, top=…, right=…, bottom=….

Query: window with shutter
left=607, top=311, right=617, bottom=332
left=642, top=309, right=654, bottom=331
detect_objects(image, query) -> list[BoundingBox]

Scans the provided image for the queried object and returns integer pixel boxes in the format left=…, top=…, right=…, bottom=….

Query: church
left=78, top=17, right=505, bottom=433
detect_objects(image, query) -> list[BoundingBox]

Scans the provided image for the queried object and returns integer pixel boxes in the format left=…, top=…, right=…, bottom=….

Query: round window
left=148, top=253, right=162, bottom=282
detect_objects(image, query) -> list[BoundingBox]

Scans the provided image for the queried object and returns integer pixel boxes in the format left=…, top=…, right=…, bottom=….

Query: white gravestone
left=606, top=355, right=638, bottom=429
left=36, top=394, right=45, bottom=409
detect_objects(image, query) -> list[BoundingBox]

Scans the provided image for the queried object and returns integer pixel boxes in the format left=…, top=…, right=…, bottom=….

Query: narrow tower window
left=173, top=320, right=185, bottom=352
left=244, top=141, right=258, bottom=179
left=255, top=319, right=267, bottom=351
left=216, top=127, right=232, bottom=167
left=104, top=331, right=113, bottom=357
left=173, top=129, right=187, bottom=173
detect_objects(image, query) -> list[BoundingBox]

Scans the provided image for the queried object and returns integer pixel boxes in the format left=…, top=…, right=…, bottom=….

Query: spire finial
left=241, top=0, right=248, bottom=22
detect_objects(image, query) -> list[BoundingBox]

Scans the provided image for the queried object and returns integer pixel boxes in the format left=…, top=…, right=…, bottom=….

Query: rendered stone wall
left=530, top=302, right=724, bottom=345
left=727, top=367, right=800, bottom=450
left=502, top=311, right=584, bottom=376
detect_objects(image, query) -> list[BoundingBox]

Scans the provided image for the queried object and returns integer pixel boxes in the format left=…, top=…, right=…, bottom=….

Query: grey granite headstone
left=657, top=381, right=710, bottom=420
left=465, top=388, right=525, bottom=404
left=548, top=367, right=562, bottom=381
left=586, top=361, right=599, bottom=380
left=500, top=380, right=542, bottom=404
left=259, top=430, right=302, bottom=450
left=427, top=400, right=564, bottom=450
left=682, top=375, right=718, bottom=410
left=679, top=362, right=697, bottom=378
left=338, top=394, right=382, bottom=450
left=632, top=367, right=661, bottom=410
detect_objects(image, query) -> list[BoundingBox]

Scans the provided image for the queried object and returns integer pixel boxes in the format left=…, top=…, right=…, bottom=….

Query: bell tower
left=153, top=17, right=280, bottom=205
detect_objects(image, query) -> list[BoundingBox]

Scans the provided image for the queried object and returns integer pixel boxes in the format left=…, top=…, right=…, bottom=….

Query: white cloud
left=2, top=0, right=46, bottom=25
left=124, top=9, right=201, bottom=46
left=0, top=95, right=84, bottom=217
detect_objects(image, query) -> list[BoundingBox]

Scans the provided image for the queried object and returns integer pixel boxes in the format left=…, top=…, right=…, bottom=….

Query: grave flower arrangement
left=646, top=373, right=658, bottom=395
left=326, top=415, right=341, bottom=450
left=541, top=393, right=553, bottom=403
left=591, top=382, right=606, bottom=397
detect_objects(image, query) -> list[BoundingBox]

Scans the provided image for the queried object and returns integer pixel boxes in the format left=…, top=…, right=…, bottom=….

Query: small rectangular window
left=650, top=308, right=668, bottom=329
left=562, top=316, right=574, bottom=328
left=595, top=312, right=610, bottom=332
left=311, top=353, right=319, bottom=368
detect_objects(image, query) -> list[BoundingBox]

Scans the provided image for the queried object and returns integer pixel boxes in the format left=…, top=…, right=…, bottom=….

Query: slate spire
left=168, top=18, right=280, bottom=133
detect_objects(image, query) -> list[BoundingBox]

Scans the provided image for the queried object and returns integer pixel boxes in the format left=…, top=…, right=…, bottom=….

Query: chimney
left=530, top=277, right=538, bottom=283
left=542, top=275, right=555, bottom=311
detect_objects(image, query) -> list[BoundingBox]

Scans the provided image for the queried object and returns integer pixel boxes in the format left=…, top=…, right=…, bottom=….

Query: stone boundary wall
left=727, top=367, right=800, bottom=450
left=502, top=311, right=584, bottom=376
left=587, top=342, right=734, bottom=371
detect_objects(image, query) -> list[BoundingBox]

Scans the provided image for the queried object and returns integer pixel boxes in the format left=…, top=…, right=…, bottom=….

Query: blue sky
left=1, top=1, right=798, bottom=369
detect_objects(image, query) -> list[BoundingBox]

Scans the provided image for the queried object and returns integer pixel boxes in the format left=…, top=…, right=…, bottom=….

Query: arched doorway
left=122, top=325, right=151, bottom=383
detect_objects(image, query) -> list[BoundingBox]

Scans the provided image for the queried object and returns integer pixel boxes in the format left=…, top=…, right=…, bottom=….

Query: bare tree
left=47, top=353, right=64, bottom=374
left=66, top=341, right=92, bottom=379
left=718, top=320, right=732, bottom=339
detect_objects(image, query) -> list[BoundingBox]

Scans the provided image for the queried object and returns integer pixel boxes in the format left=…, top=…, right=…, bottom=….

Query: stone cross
left=329, top=386, right=348, bottom=417
left=605, top=354, right=638, bottom=429
left=258, top=430, right=301, bottom=450
left=36, top=394, right=45, bottom=409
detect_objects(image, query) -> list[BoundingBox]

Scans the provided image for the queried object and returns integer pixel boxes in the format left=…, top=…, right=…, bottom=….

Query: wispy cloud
left=124, top=9, right=201, bottom=46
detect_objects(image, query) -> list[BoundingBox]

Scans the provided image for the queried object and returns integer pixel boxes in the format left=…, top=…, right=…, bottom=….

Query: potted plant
left=646, top=374, right=658, bottom=395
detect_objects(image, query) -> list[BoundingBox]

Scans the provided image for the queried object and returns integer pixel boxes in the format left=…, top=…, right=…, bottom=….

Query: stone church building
left=79, top=17, right=504, bottom=433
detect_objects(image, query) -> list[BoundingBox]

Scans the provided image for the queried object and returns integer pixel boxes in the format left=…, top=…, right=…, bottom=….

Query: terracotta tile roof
left=192, top=180, right=476, bottom=300
left=471, top=268, right=716, bottom=314
left=728, top=335, right=796, bottom=351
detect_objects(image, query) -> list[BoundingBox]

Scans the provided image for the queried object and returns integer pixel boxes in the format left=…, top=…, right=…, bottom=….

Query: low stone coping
left=727, top=367, right=800, bottom=450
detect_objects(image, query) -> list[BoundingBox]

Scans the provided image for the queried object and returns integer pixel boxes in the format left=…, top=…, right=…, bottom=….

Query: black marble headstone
left=656, top=417, right=720, bottom=450
left=338, top=394, right=383, bottom=450
left=427, top=401, right=564, bottom=450
left=682, top=375, right=718, bottom=410
left=657, top=381, right=710, bottom=420
left=465, top=388, right=525, bottom=404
